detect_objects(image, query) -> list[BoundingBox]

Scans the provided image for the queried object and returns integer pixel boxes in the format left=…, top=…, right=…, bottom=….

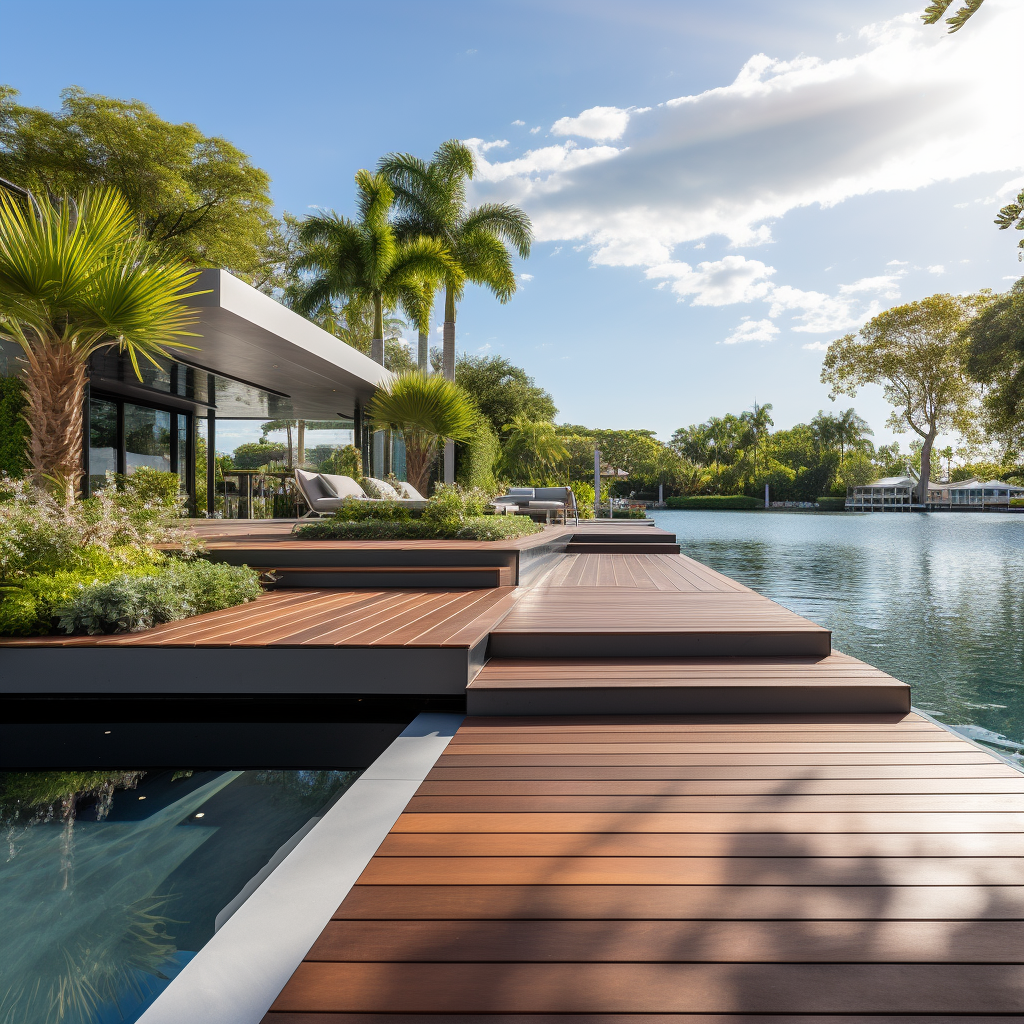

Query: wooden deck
left=490, top=552, right=831, bottom=658
left=266, top=712, right=1024, bottom=1018
left=0, top=588, right=521, bottom=695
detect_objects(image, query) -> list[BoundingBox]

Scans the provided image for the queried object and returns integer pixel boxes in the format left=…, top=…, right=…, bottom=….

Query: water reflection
left=0, top=768, right=358, bottom=1024
left=654, top=509, right=1024, bottom=752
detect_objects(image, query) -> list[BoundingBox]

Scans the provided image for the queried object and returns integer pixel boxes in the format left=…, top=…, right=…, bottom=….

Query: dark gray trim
left=0, top=646, right=479, bottom=695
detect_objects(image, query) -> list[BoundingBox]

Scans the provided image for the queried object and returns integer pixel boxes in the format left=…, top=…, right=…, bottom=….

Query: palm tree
left=365, top=371, right=476, bottom=495
left=498, top=416, right=568, bottom=484
left=0, top=188, right=201, bottom=501
left=293, top=170, right=453, bottom=367
left=378, top=140, right=533, bottom=482
left=834, top=407, right=874, bottom=462
left=293, top=170, right=453, bottom=476
left=740, top=401, right=774, bottom=477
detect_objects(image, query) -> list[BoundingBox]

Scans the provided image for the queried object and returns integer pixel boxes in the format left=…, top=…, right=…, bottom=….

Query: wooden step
left=488, top=589, right=831, bottom=659
left=565, top=542, right=681, bottom=554
left=255, top=565, right=512, bottom=589
left=467, top=654, right=910, bottom=715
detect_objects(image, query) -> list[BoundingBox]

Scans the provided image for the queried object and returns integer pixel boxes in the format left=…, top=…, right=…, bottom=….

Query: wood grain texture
left=268, top=963, right=1024, bottom=1013
left=305, top=919, right=1024, bottom=962
left=336, top=884, right=1024, bottom=920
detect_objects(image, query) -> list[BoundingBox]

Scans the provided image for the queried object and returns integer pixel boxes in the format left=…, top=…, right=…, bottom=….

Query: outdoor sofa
left=492, top=485, right=579, bottom=525
left=294, top=470, right=428, bottom=518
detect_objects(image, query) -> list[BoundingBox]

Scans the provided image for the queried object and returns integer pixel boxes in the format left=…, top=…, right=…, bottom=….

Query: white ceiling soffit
left=187, top=270, right=393, bottom=419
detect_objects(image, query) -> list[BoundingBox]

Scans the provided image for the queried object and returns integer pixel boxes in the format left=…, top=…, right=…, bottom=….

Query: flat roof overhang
left=183, top=269, right=392, bottom=419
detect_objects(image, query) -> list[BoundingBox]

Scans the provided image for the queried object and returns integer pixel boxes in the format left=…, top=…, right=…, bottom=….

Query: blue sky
left=5, top=0, right=1024, bottom=451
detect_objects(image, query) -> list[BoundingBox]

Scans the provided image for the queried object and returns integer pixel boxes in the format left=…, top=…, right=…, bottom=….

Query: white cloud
left=529, top=126, right=541, bottom=134
left=694, top=242, right=706, bottom=249
left=519, top=273, right=534, bottom=281
left=724, top=319, right=779, bottom=344
left=803, top=340, right=832, bottom=351
left=887, top=259, right=908, bottom=265
left=997, top=175, right=1024, bottom=197
left=838, top=273, right=903, bottom=299
left=928, top=264, right=946, bottom=274
left=475, top=139, right=509, bottom=153
left=512, top=119, right=525, bottom=126
left=467, top=4, right=1023, bottom=268
left=551, top=105, right=650, bottom=142
left=646, top=255, right=775, bottom=305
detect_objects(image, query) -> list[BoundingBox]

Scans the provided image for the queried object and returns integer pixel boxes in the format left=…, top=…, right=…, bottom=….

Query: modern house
left=846, top=476, right=917, bottom=511
left=0, top=269, right=394, bottom=514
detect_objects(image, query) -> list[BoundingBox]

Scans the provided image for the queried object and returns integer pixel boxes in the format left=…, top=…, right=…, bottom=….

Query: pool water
left=0, top=767, right=358, bottom=1024
left=652, top=509, right=1024, bottom=758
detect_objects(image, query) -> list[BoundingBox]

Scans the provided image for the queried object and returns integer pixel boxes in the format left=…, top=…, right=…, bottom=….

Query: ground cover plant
left=293, top=484, right=542, bottom=541
left=0, top=470, right=261, bottom=636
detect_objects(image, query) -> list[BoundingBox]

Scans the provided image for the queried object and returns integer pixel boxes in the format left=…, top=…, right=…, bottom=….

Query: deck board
left=266, top=713, right=1024, bottom=1021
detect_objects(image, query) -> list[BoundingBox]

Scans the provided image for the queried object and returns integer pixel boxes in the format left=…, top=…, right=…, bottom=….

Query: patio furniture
left=490, top=486, right=579, bottom=525
left=294, top=471, right=429, bottom=518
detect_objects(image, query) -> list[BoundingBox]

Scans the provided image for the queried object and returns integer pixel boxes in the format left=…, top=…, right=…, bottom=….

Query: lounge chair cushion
left=508, top=487, right=536, bottom=497
left=398, top=481, right=427, bottom=501
left=320, top=474, right=368, bottom=499
left=534, top=486, right=570, bottom=502
left=364, top=476, right=402, bottom=500
left=529, top=500, right=564, bottom=509
left=296, top=469, right=331, bottom=501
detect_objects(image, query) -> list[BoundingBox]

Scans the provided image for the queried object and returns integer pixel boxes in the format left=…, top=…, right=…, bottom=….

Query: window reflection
left=88, top=399, right=118, bottom=492
left=125, top=404, right=171, bottom=475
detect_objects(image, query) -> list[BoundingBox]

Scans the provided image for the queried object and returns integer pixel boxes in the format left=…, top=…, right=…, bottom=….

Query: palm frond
left=366, top=370, right=477, bottom=441
left=461, top=202, right=533, bottom=258
left=457, top=228, right=516, bottom=302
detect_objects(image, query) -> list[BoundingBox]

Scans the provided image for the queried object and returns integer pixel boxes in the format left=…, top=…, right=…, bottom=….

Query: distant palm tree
left=834, top=407, right=873, bottom=462
left=740, top=401, right=774, bottom=477
left=0, top=188, right=200, bottom=500
left=379, top=140, right=533, bottom=481
left=499, top=416, right=569, bottom=484
left=366, top=371, right=476, bottom=494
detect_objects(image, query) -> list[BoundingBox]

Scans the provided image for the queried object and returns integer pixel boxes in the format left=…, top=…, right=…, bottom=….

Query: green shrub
left=815, top=496, right=847, bottom=511
left=0, top=377, right=28, bottom=479
left=114, top=468, right=184, bottom=511
left=319, top=444, right=361, bottom=477
left=231, top=440, right=288, bottom=469
left=0, top=547, right=164, bottom=636
left=665, top=494, right=761, bottom=510
left=334, top=497, right=411, bottom=522
left=56, top=559, right=262, bottom=635
left=293, top=515, right=540, bottom=542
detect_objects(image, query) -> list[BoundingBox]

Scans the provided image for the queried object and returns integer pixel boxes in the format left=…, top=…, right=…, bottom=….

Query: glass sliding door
left=87, top=395, right=192, bottom=504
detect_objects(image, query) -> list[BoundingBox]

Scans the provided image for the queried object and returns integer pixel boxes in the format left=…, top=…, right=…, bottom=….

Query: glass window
left=125, top=404, right=172, bottom=475
left=88, top=398, right=118, bottom=492
left=178, top=414, right=189, bottom=493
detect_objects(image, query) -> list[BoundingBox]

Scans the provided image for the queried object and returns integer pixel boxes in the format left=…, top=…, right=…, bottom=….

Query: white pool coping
left=137, top=712, right=464, bottom=1024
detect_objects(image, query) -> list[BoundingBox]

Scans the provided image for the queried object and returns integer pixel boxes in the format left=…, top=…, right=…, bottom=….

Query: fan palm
left=0, top=188, right=202, bottom=501
left=498, top=416, right=568, bottom=484
left=293, top=170, right=453, bottom=366
left=379, top=141, right=533, bottom=480
left=365, top=371, right=476, bottom=494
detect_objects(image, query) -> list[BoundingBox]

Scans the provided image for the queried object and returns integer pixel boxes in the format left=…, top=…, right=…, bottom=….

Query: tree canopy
left=448, top=354, right=557, bottom=436
left=821, top=293, right=983, bottom=501
left=0, top=86, right=280, bottom=280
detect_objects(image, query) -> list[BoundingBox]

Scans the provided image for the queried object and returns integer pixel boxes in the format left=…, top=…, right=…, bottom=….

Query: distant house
left=846, top=476, right=916, bottom=511
left=847, top=475, right=1024, bottom=511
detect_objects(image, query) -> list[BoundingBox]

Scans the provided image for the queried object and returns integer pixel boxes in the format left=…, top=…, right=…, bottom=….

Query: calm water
left=0, top=768, right=358, bottom=1024
left=651, top=509, right=1024, bottom=757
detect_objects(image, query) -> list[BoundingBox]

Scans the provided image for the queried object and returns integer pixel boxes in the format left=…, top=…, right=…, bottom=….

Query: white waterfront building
left=847, top=476, right=1024, bottom=511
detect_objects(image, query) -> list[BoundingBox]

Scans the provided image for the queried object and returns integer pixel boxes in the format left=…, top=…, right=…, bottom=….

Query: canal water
left=652, top=509, right=1024, bottom=760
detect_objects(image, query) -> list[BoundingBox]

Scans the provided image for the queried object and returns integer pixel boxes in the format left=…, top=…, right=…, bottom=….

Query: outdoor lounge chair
left=491, top=485, right=579, bottom=525
left=294, top=470, right=429, bottom=518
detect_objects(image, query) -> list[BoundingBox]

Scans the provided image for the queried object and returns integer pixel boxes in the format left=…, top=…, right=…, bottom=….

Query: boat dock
left=5, top=520, right=1021, bottom=1019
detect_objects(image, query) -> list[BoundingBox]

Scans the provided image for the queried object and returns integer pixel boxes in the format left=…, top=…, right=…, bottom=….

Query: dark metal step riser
left=266, top=571, right=502, bottom=589
left=566, top=544, right=682, bottom=554
left=488, top=632, right=832, bottom=659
